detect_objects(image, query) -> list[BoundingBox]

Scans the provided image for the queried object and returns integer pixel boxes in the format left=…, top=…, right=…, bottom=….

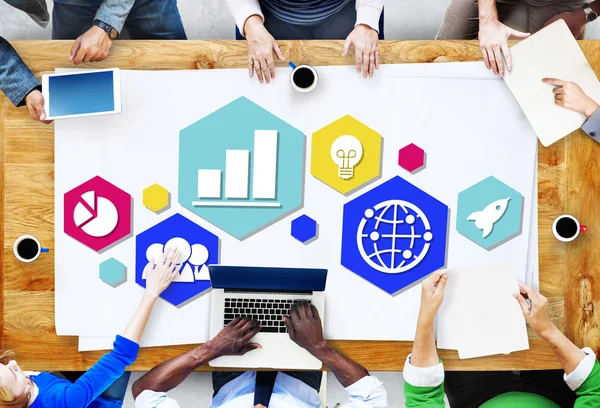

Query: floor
left=0, top=1, right=593, bottom=406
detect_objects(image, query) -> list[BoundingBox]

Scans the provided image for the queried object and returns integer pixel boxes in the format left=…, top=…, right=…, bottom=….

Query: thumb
left=238, top=343, right=261, bottom=355
left=273, top=41, right=285, bottom=61
left=342, top=37, right=352, bottom=57
left=513, top=293, right=530, bottom=315
left=70, top=38, right=81, bottom=61
left=509, top=29, right=531, bottom=39
left=436, top=274, right=448, bottom=293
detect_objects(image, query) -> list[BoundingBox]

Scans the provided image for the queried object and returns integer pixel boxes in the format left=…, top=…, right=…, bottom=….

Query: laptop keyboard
left=224, top=298, right=312, bottom=333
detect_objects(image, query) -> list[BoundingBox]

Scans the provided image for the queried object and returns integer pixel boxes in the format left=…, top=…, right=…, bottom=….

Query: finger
left=283, top=316, right=295, bottom=336
left=513, top=293, right=530, bottom=315
left=481, top=47, right=491, bottom=71
left=362, top=52, right=369, bottom=78
left=356, top=52, right=363, bottom=74
left=375, top=49, right=380, bottom=70
left=542, top=78, right=567, bottom=87
left=493, top=47, right=504, bottom=77
left=501, top=44, right=512, bottom=72
left=231, top=317, right=243, bottom=327
left=509, top=29, right=531, bottom=39
left=83, top=51, right=94, bottom=63
left=297, top=301, right=309, bottom=319
left=237, top=343, right=262, bottom=355
left=552, top=87, right=563, bottom=94
left=437, top=274, right=449, bottom=292
left=290, top=303, right=300, bottom=320
left=239, top=317, right=256, bottom=333
left=310, top=304, right=320, bottom=320
left=368, top=52, right=375, bottom=78
left=555, top=94, right=564, bottom=101
left=248, top=58, right=254, bottom=77
left=273, top=41, right=285, bottom=61
left=70, top=39, right=81, bottom=61
left=73, top=48, right=87, bottom=65
left=261, top=59, right=271, bottom=84
left=267, top=57, right=276, bottom=80
left=255, top=59, right=264, bottom=83
left=342, top=38, right=352, bottom=57
left=518, top=282, right=539, bottom=303
left=487, top=48, right=498, bottom=75
left=27, top=103, right=41, bottom=121
left=429, top=269, right=447, bottom=284
left=242, top=322, right=262, bottom=342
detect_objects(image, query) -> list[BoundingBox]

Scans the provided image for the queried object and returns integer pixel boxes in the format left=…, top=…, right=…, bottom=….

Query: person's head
left=0, top=350, right=32, bottom=408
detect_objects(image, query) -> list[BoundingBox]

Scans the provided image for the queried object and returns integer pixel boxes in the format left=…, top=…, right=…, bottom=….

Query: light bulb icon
left=330, top=135, right=363, bottom=179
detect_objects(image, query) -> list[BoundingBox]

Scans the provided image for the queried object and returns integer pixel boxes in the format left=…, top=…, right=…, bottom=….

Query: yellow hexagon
left=143, top=183, right=170, bottom=213
left=311, top=115, right=382, bottom=195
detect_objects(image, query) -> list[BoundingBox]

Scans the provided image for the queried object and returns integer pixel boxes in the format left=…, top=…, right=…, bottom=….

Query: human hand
left=70, top=25, right=113, bottom=64
left=144, top=247, right=182, bottom=299
left=25, top=90, right=52, bottom=124
left=479, top=18, right=530, bottom=77
left=205, top=317, right=262, bottom=359
left=513, top=282, right=555, bottom=337
left=343, top=24, right=379, bottom=78
left=542, top=78, right=599, bottom=118
left=543, top=9, right=587, bottom=39
left=244, top=15, right=285, bottom=84
left=283, top=301, right=328, bottom=356
left=418, top=270, right=448, bottom=322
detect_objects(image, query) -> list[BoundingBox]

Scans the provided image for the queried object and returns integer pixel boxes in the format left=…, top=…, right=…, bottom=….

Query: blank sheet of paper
left=503, top=19, right=600, bottom=146
left=437, top=263, right=529, bottom=359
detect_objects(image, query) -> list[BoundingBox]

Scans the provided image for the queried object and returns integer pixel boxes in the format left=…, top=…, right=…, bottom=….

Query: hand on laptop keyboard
left=206, top=317, right=262, bottom=358
left=283, top=300, right=326, bottom=355
left=224, top=298, right=312, bottom=334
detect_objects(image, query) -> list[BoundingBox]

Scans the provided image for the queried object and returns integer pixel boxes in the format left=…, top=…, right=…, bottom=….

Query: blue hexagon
left=135, top=213, right=219, bottom=307
left=178, top=97, right=305, bottom=240
left=341, top=176, right=449, bottom=295
left=291, top=215, right=318, bottom=243
left=456, top=176, right=523, bottom=250
left=99, top=258, right=126, bottom=288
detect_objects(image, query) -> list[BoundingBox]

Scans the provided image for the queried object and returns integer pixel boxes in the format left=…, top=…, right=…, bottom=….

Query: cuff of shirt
left=355, top=5, right=382, bottom=32
left=114, top=335, right=140, bottom=363
left=403, top=354, right=445, bottom=388
left=581, top=108, right=600, bottom=138
left=235, top=7, right=264, bottom=37
left=564, top=347, right=597, bottom=391
left=135, top=390, right=180, bottom=408
left=14, top=80, right=41, bottom=108
left=345, top=375, right=384, bottom=397
left=94, top=3, right=130, bottom=34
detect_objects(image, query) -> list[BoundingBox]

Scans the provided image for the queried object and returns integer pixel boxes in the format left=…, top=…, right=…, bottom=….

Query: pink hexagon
left=64, top=176, right=132, bottom=252
left=398, top=143, right=425, bottom=172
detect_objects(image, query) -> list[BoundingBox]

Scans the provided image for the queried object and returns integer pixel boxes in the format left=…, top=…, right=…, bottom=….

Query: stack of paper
left=437, top=263, right=529, bottom=359
left=503, top=19, right=600, bottom=146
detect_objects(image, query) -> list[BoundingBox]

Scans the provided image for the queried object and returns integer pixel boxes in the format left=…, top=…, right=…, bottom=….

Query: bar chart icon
left=193, top=130, right=281, bottom=207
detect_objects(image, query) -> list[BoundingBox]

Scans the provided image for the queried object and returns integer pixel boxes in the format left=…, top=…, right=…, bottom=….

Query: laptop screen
left=208, top=266, right=327, bottom=292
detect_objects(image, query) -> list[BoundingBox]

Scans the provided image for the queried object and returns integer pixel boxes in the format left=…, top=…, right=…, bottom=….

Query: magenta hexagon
left=64, top=176, right=132, bottom=252
left=398, top=143, right=425, bottom=172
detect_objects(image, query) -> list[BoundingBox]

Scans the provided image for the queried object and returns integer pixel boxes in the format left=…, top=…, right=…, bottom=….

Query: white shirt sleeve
left=342, top=375, right=387, bottom=407
left=224, top=0, right=263, bottom=37
left=135, top=390, right=181, bottom=408
left=355, top=0, right=384, bottom=32
left=402, top=354, right=445, bottom=388
left=564, top=347, right=597, bottom=391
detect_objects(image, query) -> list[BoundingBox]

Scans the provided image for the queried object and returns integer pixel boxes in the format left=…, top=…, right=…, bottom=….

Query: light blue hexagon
left=99, top=258, right=126, bottom=287
left=456, top=176, right=524, bottom=250
left=178, top=97, right=305, bottom=240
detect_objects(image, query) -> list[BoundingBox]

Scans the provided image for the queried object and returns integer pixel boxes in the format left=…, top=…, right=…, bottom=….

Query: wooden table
left=2, top=40, right=599, bottom=371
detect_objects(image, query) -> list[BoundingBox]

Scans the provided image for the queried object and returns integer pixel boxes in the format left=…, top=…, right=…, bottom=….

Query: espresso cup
left=289, top=63, right=318, bottom=93
left=13, top=235, right=49, bottom=263
left=552, top=215, right=587, bottom=242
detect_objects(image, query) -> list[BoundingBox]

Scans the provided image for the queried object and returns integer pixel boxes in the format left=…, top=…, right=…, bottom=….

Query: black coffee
left=556, top=217, right=578, bottom=238
left=17, top=238, right=39, bottom=260
left=293, top=67, right=315, bottom=89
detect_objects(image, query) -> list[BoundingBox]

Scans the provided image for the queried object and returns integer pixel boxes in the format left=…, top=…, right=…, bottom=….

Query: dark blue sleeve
left=0, top=36, right=41, bottom=107
left=60, top=336, right=139, bottom=408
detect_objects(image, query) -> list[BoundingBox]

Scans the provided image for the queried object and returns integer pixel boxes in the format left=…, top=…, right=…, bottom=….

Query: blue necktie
left=254, top=371, right=278, bottom=407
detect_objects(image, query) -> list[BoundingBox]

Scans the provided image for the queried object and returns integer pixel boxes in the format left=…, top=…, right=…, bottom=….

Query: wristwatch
left=94, top=19, right=119, bottom=40
left=583, top=4, right=598, bottom=22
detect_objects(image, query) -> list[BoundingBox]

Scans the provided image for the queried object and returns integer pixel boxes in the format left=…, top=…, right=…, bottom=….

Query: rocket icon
left=467, top=198, right=511, bottom=238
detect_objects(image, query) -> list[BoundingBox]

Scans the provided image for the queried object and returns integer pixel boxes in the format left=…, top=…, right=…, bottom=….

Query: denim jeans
left=52, top=0, right=187, bottom=40
left=236, top=0, right=384, bottom=40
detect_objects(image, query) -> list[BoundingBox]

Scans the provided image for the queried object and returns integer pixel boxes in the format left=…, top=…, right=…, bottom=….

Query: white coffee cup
left=13, top=235, right=48, bottom=263
left=289, top=63, right=318, bottom=93
left=552, top=215, right=587, bottom=242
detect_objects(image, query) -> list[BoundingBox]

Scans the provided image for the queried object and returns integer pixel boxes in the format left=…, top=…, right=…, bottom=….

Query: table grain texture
left=1, top=40, right=599, bottom=371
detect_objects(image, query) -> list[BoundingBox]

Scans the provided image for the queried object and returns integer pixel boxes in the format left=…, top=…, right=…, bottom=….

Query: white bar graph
left=252, top=130, right=278, bottom=199
left=225, top=150, right=249, bottom=199
left=197, top=169, right=221, bottom=198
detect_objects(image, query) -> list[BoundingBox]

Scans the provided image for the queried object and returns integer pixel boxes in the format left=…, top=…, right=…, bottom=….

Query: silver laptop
left=208, top=265, right=328, bottom=370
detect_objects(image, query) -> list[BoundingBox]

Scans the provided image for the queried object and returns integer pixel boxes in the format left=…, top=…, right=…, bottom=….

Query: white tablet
left=42, top=68, right=121, bottom=120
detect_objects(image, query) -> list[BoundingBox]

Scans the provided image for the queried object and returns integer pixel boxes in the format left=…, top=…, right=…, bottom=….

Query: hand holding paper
left=418, top=270, right=448, bottom=322
left=513, top=282, right=555, bottom=337
left=542, top=78, right=600, bottom=118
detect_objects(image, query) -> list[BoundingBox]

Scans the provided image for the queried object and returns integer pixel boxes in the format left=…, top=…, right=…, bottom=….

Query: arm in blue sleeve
left=62, top=336, right=139, bottom=408
left=0, top=37, right=40, bottom=107
left=95, top=0, right=136, bottom=34
left=581, top=108, right=600, bottom=138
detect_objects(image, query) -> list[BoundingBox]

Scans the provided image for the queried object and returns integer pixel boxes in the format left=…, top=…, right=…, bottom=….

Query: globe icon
left=356, top=199, right=434, bottom=274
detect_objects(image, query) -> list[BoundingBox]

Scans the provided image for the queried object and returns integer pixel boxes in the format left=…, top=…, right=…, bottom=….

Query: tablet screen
left=48, top=71, right=115, bottom=117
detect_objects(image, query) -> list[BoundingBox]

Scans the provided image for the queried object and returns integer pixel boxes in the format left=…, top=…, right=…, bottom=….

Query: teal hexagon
left=99, top=258, right=126, bottom=287
left=456, top=176, right=524, bottom=250
left=178, top=97, right=305, bottom=239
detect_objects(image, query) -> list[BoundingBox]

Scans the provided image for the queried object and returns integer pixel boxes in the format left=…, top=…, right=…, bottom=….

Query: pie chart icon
left=73, top=191, right=119, bottom=238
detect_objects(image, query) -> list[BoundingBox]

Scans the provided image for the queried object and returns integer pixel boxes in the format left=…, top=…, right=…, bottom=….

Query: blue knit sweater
left=30, top=336, right=139, bottom=408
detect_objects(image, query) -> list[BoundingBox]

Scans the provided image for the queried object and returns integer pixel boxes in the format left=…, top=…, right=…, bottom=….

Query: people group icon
left=142, top=237, right=210, bottom=283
